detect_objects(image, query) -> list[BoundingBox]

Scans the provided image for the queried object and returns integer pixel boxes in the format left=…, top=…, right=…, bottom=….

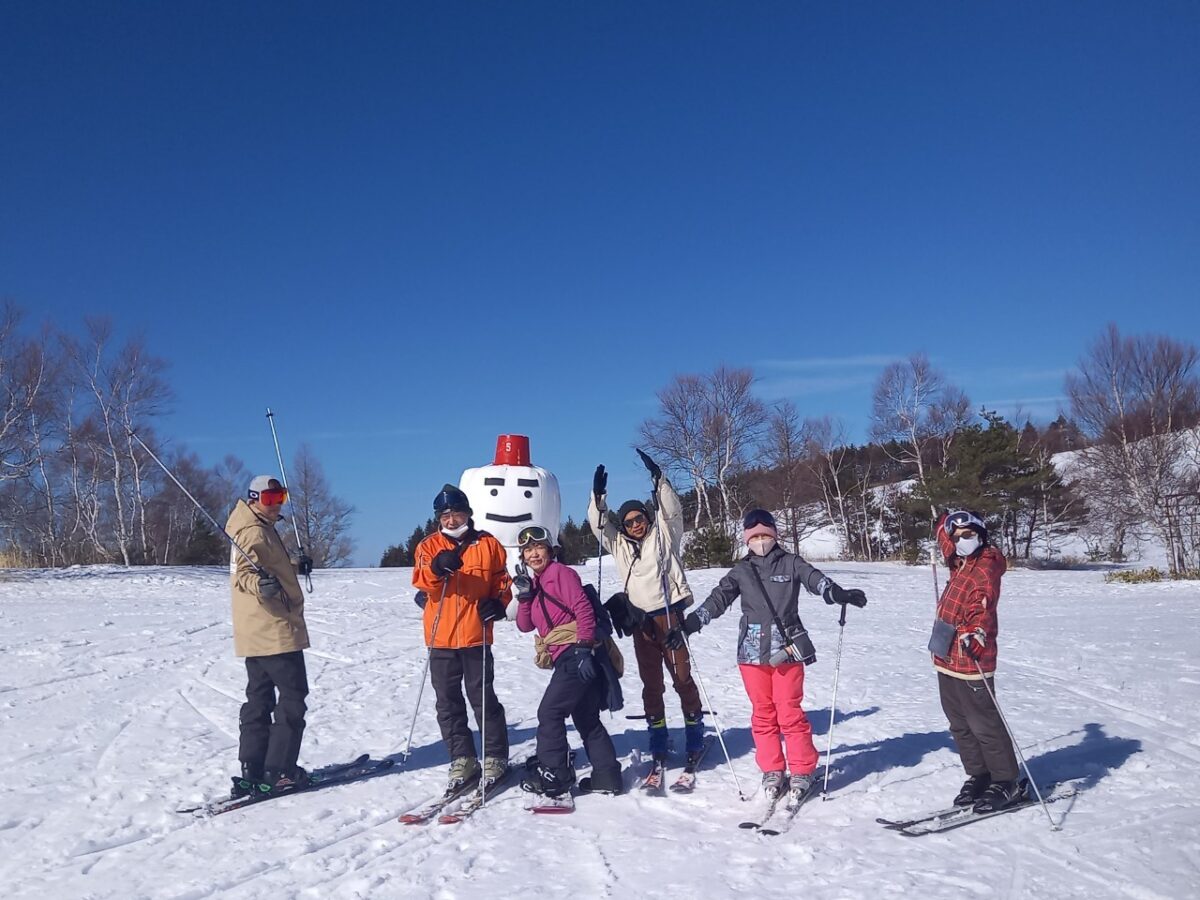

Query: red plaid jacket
left=933, top=514, right=1006, bottom=679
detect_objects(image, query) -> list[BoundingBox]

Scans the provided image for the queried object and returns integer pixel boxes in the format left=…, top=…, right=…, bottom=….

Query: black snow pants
left=430, top=646, right=509, bottom=761
left=536, top=650, right=622, bottom=791
left=239, top=650, right=309, bottom=776
left=938, top=672, right=1019, bottom=782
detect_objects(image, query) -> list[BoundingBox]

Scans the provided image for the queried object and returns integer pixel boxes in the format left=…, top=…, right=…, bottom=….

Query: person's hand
left=665, top=612, right=702, bottom=650
left=959, top=628, right=987, bottom=660
left=431, top=549, right=464, bottom=578
left=636, top=449, right=662, bottom=488
left=592, top=465, right=607, bottom=500
left=297, top=554, right=314, bottom=576
left=573, top=645, right=597, bottom=683
left=413, top=591, right=428, bottom=610
left=257, top=572, right=282, bottom=602
left=478, top=597, right=507, bottom=622
left=822, top=581, right=867, bottom=608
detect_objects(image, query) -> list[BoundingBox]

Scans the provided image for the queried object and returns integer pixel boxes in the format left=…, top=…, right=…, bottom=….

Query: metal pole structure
left=265, top=407, right=312, bottom=592
left=128, top=430, right=262, bottom=573
left=480, top=635, right=488, bottom=806
left=821, top=601, right=849, bottom=799
left=972, top=658, right=1061, bottom=831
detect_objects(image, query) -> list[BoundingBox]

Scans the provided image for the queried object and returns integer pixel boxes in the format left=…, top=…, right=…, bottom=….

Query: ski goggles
left=742, top=508, right=776, bottom=531
left=517, top=525, right=553, bottom=548
left=250, top=487, right=289, bottom=506
left=944, top=510, right=985, bottom=535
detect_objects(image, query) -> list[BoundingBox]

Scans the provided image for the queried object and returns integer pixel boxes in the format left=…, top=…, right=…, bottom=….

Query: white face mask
left=955, top=535, right=982, bottom=557
left=749, top=537, right=776, bottom=556
left=441, top=523, right=469, bottom=539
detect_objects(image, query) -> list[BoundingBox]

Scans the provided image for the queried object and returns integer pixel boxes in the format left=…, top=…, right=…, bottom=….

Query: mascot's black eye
left=524, top=491, right=532, bottom=498
left=490, top=489, right=498, bottom=496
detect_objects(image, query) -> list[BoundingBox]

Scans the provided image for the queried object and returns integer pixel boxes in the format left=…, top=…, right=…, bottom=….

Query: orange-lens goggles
left=258, top=487, right=289, bottom=506
left=517, top=525, right=552, bottom=547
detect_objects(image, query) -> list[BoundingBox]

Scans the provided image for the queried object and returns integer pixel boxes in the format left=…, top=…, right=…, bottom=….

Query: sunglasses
left=517, top=525, right=552, bottom=548
left=622, top=513, right=648, bottom=529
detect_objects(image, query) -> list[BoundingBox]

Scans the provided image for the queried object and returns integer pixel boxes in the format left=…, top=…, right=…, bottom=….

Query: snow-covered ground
left=1, top=561, right=1197, bottom=899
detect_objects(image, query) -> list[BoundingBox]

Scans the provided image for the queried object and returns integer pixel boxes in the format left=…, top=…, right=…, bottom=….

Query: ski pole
left=128, top=430, right=263, bottom=574
left=972, top=657, right=1061, bottom=831
left=480, top=634, right=489, bottom=806
left=674, top=624, right=748, bottom=801
left=821, top=601, right=850, bottom=799
left=265, top=408, right=313, bottom=593
left=403, top=578, right=449, bottom=762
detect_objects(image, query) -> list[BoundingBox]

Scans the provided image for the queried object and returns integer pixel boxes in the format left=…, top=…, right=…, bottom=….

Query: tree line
left=0, top=304, right=355, bottom=568
left=639, top=325, right=1199, bottom=575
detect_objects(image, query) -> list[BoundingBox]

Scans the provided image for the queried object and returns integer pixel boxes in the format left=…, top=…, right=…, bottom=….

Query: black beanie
left=616, top=499, right=653, bottom=533
left=433, top=483, right=472, bottom=516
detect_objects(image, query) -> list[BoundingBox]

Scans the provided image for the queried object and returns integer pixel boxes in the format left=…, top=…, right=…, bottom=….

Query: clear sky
left=3, top=2, right=1198, bottom=566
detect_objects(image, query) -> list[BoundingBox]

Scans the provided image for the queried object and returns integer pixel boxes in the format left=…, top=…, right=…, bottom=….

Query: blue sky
left=3, top=2, right=1198, bottom=566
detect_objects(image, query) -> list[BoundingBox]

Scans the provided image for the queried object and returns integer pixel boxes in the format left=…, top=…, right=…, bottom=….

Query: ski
left=437, top=770, right=513, bottom=824
left=739, top=791, right=784, bottom=831
left=639, top=756, right=667, bottom=794
left=884, top=781, right=1078, bottom=836
left=525, top=792, right=575, bottom=814
left=758, top=782, right=818, bottom=836
left=398, top=780, right=479, bottom=825
left=669, top=734, right=716, bottom=794
left=179, top=755, right=391, bottom=817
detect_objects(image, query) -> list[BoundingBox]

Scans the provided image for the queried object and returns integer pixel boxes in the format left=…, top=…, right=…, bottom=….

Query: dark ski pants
left=239, top=650, right=308, bottom=776
left=938, top=672, right=1019, bottom=782
left=430, top=646, right=509, bottom=761
left=536, top=651, right=621, bottom=790
left=633, top=609, right=703, bottom=721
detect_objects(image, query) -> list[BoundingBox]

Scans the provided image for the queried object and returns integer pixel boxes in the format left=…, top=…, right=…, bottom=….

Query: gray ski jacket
left=695, top=544, right=831, bottom=665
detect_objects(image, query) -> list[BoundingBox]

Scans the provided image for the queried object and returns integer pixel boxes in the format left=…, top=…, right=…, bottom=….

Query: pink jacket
left=514, top=561, right=596, bottom=661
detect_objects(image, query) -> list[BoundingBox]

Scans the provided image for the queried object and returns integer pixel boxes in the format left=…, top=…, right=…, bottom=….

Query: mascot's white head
left=459, top=435, right=561, bottom=558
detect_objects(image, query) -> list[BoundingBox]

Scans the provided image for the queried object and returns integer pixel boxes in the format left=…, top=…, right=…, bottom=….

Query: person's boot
left=231, top=762, right=265, bottom=799
left=761, top=770, right=788, bottom=800
left=482, top=757, right=509, bottom=789
left=954, top=773, right=991, bottom=807
left=578, top=768, right=624, bottom=796
left=647, top=716, right=669, bottom=761
left=263, top=766, right=310, bottom=794
left=787, top=771, right=815, bottom=802
left=973, top=779, right=1023, bottom=813
left=683, top=712, right=705, bottom=757
left=446, top=757, right=481, bottom=796
left=520, top=761, right=576, bottom=798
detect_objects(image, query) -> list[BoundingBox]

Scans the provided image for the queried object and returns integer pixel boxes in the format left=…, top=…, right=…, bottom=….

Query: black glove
left=604, top=592, right=643, bottom=639
left=297, top=554, right=314, bottom=576
left=636, top=449, right=662, bottom=488
left=431, top=548, right=464, bottom=578
left=478, top=597, right=507, bottom=622
left=665, top=612, right=702, bottom=650
left=593, top=464, right=607, bottom=500
left=572, top=645, right=597, bottom=683
left=257, top=572, right=282, bottom=602
left=823, top=581, right=867, bottom=608
left=413, top=591, right=428, bottom=610
left=513, top=575, right=534, bottom=601
left=959, top=628, right=986, bottom=660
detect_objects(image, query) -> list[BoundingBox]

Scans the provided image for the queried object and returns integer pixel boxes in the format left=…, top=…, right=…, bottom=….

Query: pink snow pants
left=738, top=662, right=818, bottom=775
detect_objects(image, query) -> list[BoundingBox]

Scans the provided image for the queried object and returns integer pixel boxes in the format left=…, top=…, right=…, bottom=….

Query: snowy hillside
left=1, top=562, right=1198, bottom=899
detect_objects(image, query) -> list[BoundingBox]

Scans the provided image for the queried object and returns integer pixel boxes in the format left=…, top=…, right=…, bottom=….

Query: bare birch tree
left=290, top=443, right=356, bottom=567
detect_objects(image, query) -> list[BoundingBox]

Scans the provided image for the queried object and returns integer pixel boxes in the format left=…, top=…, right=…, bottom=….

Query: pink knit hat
left=743, top=508, right=778, bottom=542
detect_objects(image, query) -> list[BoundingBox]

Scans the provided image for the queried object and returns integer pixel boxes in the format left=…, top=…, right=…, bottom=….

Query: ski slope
left=1, top=561, right=1197, bottom=899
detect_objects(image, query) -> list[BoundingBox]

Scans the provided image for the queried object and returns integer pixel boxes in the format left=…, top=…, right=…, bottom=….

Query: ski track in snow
left=0, top=561, right=1197, bottom=898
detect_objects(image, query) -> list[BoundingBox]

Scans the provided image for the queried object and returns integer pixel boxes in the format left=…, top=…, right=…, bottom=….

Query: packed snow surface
left=1, top=561, right=1197, bottom=899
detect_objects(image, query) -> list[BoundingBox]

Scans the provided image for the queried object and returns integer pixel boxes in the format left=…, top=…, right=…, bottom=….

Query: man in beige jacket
left=588, top=451, right=704, bottom=770
left=226, top=475, right=312, bottom=796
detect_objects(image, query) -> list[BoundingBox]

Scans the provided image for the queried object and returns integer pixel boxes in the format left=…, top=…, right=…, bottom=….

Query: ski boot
left=954, top=773, right=991, bottom=807
left=761, top=770, right=789, bottom=800
left=520, top=759, right=576, bottom=798
left=263, top=766, right=310, bottom=794
left=683, top=712, right=705, bottom=761
left=578, top=768, right=624, bottom=796
left=446, top=757, right=481, bottom=796
left=231, top=762, right=266, bottom=799
left=973, top=779, right=1022, bottom=813
left=647, top=716, right=669, bottom=763
left=788, top=771, right=815, bottom=801
left=482, top=757, right=509, bottom=790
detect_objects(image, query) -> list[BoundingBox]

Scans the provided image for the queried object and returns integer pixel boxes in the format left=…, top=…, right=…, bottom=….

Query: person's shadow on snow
left=824, top=729, right=957, bottom=791
left=1025, top=721, right=1141, bottom=790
